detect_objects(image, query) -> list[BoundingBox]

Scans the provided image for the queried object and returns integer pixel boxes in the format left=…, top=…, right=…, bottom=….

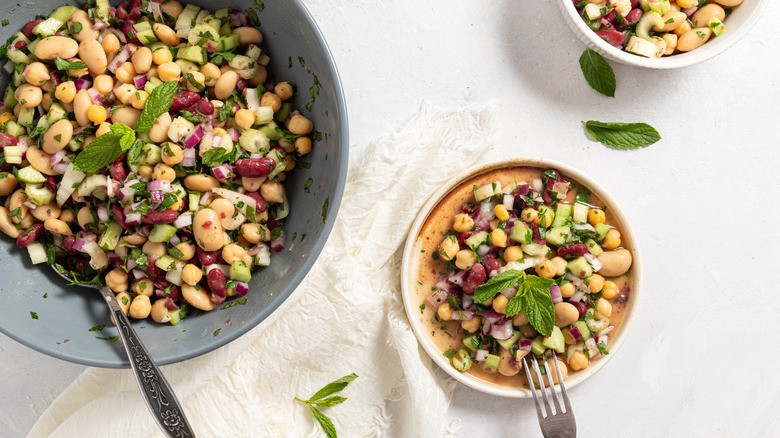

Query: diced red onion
left=131, top=268, right=147, bottom=279
left=86, top=87, right=102, bottom=104
left=682, top=6, right=697, bottom=17
left=585, top=338, right=598, bottom=358
left=551, top=181, right=570, bottom=199
left=181, top=148, right=196, bottom=167
left=164, top=299, right=179, bottom=311
left=93, top=17, right=108, bottom=30
left=477, top=202, right=495, bottom=222
left=74, top=78, right=92, bottom=91
left=212, top=164, right=233, bottom=181
left=133, top=74, right=147, bottom=89
left=475, top=349, right=488, bottom=362
left=550, top=285, right=562, bottom=304
left=97, top=206, right=109, bottom=222
left=147, top=180, right=172, bottom=192
left=271, top=231, right=285, bottom=252
left=476, top=244, right=492, bottom=258
left=168, top=234, right=181, bottom=246
left=3, top=61, right=14, bottom=75
left=199, top=191, right=213, bottom=206
left=50, top=150, right=66, bottom=166
left=50, top=71, right=62, bottom=86
left=125, top=213, right=142, bottom=226
left=249, top=152, right=264, bottom=159
left=532, top=178, right=543, bottom=192
left=226, top=128, right=239, bottom=142
left=118, top=187, right=135, bottom=202
left=235, top=282, right=249, bottom=296
left=173, top=212, right=193, bottom=228
left=572, top=223, right=596, bottom=232
left=126, top=259, right=138, bottom=271
left=461, top=294, right=473, bottom=309
left=490, top=321, right=514, bottom=340
left=597, top=326, right=614, bottom=337
left=106, top=179, right=120, bottom=198
left=107, top=45, right=131, bottom=73
left=447, top=270, right=467, bottom=287
left=518, top=339, right=533, bottom=350
left=565, top=273, right=584, bottom=287
left=23, top=201, right=37, bottom=210
left=150, top=191, right=164, bottom=204
left=448, top=309, right=474, bottom=321
left=499, top=286, right=517, bottom=299
left=569, top=325, right=582, bottom=342
left=183, top=126, right=204, bottom=149
left=73, top=238, right=86, bottom=252
left=502, top=194, right=514, bottom=210
left=583, top=252, right=602, bottom=272
left=597, top=335, right=609, bottom=347
left=52, top=163, right=68, bottom=174
left=21, top=64, right=30, bottom=76
left=569, top=290, right=586, bottom=303
left=228, top=9, right=250, bottom=27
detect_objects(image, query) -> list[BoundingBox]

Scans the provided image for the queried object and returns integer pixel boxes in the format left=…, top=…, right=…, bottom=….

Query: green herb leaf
left=312, top=396, right=347, bottom=407
left=516, top=276, right=555, bottom=336
left=443, top=348, right=456, bottom=358
left=70, top=21, right=83, bottom=34
left=579, top=49, right=616, bottom=98
left=309, top=373, right=358, bottom=402
left=30, top=311, right=38, bottom=319
left=473, top=270, right=523, bottom=304
left=597, top=342, right=610, bottom=355
left=73, top=133, right=124, bottom=172
left=308, top=405, right=337, bottom=438
left=583, top=120, right=661, bottom=149
left=135, top=81, right=178, bottom=133
left=110, top=122, right=136, bottom=151
left=201, top=146, right=234, bottom=166
left=54, top=57, right=87, bottom=71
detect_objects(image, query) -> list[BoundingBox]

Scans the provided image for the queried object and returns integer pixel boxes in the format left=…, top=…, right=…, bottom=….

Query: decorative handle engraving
left=102, top=287, right=196, bottom=437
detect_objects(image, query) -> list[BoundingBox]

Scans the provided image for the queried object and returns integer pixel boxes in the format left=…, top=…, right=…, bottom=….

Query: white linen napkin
left=29, top=103, right=496, bottom=438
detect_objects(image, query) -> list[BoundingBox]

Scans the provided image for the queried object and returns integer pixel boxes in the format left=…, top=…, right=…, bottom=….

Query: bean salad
left=0, top=0, right=315, bottom=324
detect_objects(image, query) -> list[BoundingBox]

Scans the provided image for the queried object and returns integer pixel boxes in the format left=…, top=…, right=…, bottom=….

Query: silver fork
left=53, top=267, right=195, bottom=437
left=522, top=353, right=576, bottom=438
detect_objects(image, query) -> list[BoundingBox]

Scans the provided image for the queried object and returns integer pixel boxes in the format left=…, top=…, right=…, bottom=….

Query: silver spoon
left=54, top=267, right=196, bottom=437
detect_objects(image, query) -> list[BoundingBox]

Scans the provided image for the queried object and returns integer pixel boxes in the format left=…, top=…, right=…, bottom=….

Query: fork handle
left=100, top=286, right=196, bottom=438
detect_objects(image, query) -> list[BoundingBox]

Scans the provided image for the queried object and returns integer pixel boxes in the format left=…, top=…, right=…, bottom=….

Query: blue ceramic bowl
left=0, top=0, right=348, bottom=367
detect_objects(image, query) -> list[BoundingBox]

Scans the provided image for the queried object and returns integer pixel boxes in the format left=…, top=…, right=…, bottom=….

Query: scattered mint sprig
left=579, top=49, right=615, bottom=97
left=73, top=123, right=136, bottom=172
left=583, top=120, right=661, bottom=148
left=134, top=80, right=178, bottom=133
left=295, top=373, right=358, bottom=438
left=53, top=57, right=87, bottom=71
left=473, top=270, right=555, bottom=336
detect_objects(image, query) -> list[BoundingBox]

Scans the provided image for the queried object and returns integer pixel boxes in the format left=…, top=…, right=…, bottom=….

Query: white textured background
left=3, top=0, right=780, bottom=436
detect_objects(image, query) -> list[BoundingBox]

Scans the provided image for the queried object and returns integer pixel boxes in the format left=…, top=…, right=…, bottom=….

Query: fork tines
left=522, top=353, right=576, bottom=438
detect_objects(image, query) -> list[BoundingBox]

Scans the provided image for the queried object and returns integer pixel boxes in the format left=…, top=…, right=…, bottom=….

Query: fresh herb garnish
left=294, top=373, right=358, bottom=438
left=73, top=123, right=136, bottom=172
left=69, top=21, right=83, bottom=34
left=222, top=297, right=249, bottom=309
left=474, top=269, right=555, bottom=336
left=54, top=57, right=87, bottom=71
left=579, top=49, right=616, bottom=98
left=134, top=80, right=178, bottom=133
left=443, top=349, right=456, bottom=358
left=30, top=311, right=38, bottom=319
left=583, top=120, right=661, bottom=149
left=596, top=342, right=609, bottom=355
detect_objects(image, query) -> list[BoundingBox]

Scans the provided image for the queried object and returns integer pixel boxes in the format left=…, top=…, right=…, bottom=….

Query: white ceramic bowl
left=401, top=157, right=642, bottom=397
left=558, top=0, right=768, bottom=69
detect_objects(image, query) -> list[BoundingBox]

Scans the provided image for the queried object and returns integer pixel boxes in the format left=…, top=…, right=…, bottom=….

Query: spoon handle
left=100, top=286, right=196, bottom=437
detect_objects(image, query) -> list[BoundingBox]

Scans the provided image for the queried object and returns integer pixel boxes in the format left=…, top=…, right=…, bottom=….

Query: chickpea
left=101, top=33, right=120, bottom=56
left=129, top=90, right=149, bottom=110
left=490, top=228, right=507, bottom=248
left=55, top=81, right=77, bottom=104
left=674, top=20, right=693, bottom=37
left=152, top=47, right=173, bottom=65
left=15, top=84, right=42, bottom=109
left=259, top=92, right=282, bottom=113
left=535, top=260, right=556, bottom=279
left=0, top=207, right=20, bottom=238
left=512, top=310, right=529, bottom=327
left=602, top=229, right=621, bottom=250
left=171, top=241, right=195, bottom=261
left=210, top=198, right=236, bottom=221
left=248, top=65, right=267, bottom=86
left=160, top=0, right=183, bottom=19
left=181, top=264, right=203, bottom=286
left=115, top=62, right=137, bottom=84
left=437, top=235, right=459, bottom=261
left=288, top=115, right=313, bottom=135
left=260, top=180, right=285, bottom=204
left=493, top=204, right=510, bottom=221
left=274, top=82, right=294, bottom=101
left=454, top=249, right=476, bottom=270
left=241, top=176, right=265, bottom=192
left=105, top=268, right=129, bottom=293
left=588, top=274, right=604, bottom=293
left=143, top=241, right=167, bottom=258
left=521, top=208, right=538, bottom=223
left=594, top=298, right=612, bottom=319
left=59, top=209, right=75, bottom=223
left=87, top=105, right=107, bottom=124
left=492, top=294, right=509, bottom=314
left=150, top=298, right=170, bottom=323
left=294, top=137, right=312, bottom=155
left=601, top=281, right=619, bottom=300
left=93, top=121, right=110, bottom=137
left=124, top=230, right=148, bottom=245
left=662, top=33, right=678, bottom=55
left=129, top=295, right=152, bottom=319
left=94, top=75, right=114, bottom=95
left=24, top=62, right=49, bottom=86
left=115, top=83, right=138, bottom=105
left=235, top=109, right=255, bottom=129
left=138, top=164, right=153, bottom=179
left=568, top=351, right=589, bottom=371
left=452, top=213, right=474, bottom=233
left=437, top=302, right=452, bottom=321
left=161, top=143, right=183, bottom=166
left=550, top=256, right=568, bottom=276
left=115, top=292, right=131, bottom=316
left=232, top=27, right=263, bottom=45
left=132, top=278, right=154, bottom=297
left=157, top=62, right=181, bottom=83
left=461, top=316, right=481, bottom=333
left=588, top=208, right=606, bottom=226
left=560, top=282, right=575, bottom=298
left=503, top=245, right=523, bottom=263
left=146, top=65, right=159, bottom=80
left=222, top=244, right=250, bottom=266
left=153, top=163, right=176, bottom=182
left=241, top=223, right=271, bottom=243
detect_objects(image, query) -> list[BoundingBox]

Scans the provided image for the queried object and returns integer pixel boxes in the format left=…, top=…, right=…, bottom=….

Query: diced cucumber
left=585, top=239, right=603, bottom=256
left=542, top=326, right=565, bottom=354
left=647, top=0, right=671, bottom=15
left=174, top=59, right=199, bottom=74
left=465, top=230, right=488, bottom=250
left=551, top=203, right=572, bottom=228
left=17, top=166, right=46, bottom=184
left=521, top=241, right=547, bottom=256
left=33, top=17, right=66, bottom=37
left=47, top=103, right=67, bottom=124
left=545, top=226, right=570, bottom=247
left=98, top=222, right=123, bottom=250
left=3, top=121, right=25, bottom=138
left=574, top=321, right=592, bottom=341
left=49, top=5, right=78, bottom=23
left=155, top=255, right=176, bottom=271
left=496, top=330, right=522, bottom=350
left=188, top=193, right=201, bottom=211
left=462, top=335, right=479, bottom=352
left=218, top=34, right=240, bottom=51
left=254, top=106, right=274, bottom=126
left=258, top=121, right=281, bottom=141
left=452, top=348, right=473, bottom=372
left=572, top=202, right=589, bottom=224
left=95, top=0, right=112, bottom=23
left=708, top=18, right=726, bottom=37
left=474, top=181, right=502, bottom=202
left=228, top=55, right=256, bottom=71
left=567, top=256, right=593, bottom=278
left=176, top=46, right=205, bottom=64
left=245, top=44, right=263, bottom=61
left=530, top=336, right=546, bottom=355
left=587, top=317, right=609, bottom=333
left=144, top=77, right=163, bottom=94
left=4, top=86, right=18, bottom=109
left=133, top=21, right=159, bottom=45
left=13, top=67, right=26, bottom=88
left=215, top=8, right=229, bottom=18
left=17, top=107, right=35, bottom=127
left=4, top=146, right=23, bottom=164
left=510, top=222, right=531, bottom=244
left=187, top=22, right=220, bottom=46
left=32, top=117, right=50, bottom=137
left=637, top=11, right=664, bottom=40
left=480, top=353, right=500, bottom=374
left=175, top=4, right=201, bottom=31
left=27, top=242, right=48, bottom=265
left=274, top=102, right=292, bottom=123
left=257, top=53, right=270, bottom=67
left=584, top=3, right=604, bottom=20
left=167, top=117, right=195, bottom=142
left=230, top=260, right=252, bottom=282
left=626, top=35, right=660, bottom=58
left=25, top=183, right=54, bottom=205
left=149, top=224, right=178, bottom=243
left=594, top=223, right=611, bottom=242
left=537, top=204, right=555, bottom=228
left=218, top=22, right=231, bottom=37
left=165, top=261, right=185, bottom=285
left=167, top=303, right=189, bottom=325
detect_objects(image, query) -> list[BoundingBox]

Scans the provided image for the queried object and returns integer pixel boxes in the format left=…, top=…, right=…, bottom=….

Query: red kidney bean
left=557, top=243, right=590, bottom=258
left=14, top=40, right=26, bottom=50
left=482, top=257, right=500, bottom=276
left=115, top=1, right=129, bottom=19
left=21, top=20, right=44, bottom=39
left=74, top=257, right=89, bottom=274
left=111, top=204, right=130, bottom=230
left=207, top=268, right=227, bottom=304
left=236, top=78, right=247, bottom=93
left=62, top=235, right=79, bottom=255
left=197, top=248, right=217, bottom=265
left=196, top=98, right=214, bottom=116
left=244, top=192, right=267, bottom=213
left=164, top=297, right=180, bottom=310
left=573, top=301, right=588, bottom=319
left=122, top=22, right=141, bottom=45
left=16, top=223, right=44, bottom=248
left=154, top=278, right=171, bottom=291
left=142, top=209, right=178, bottom=224
left=45, top=176, right=57, bottom=193
left=147, top=260, right=164, bottom=278
left=457, top=230, right=474, bottom=247
left=462, top=263, right=486, bottom=296
left=530, top=223, right=544, bottom=244
left=169, top=90, right=200, bottom=111
left=110, top=161, right=127, bottom=181
left=595, top=30, right=626, bottom=48
left=0, top=133, right=18, bottom=148
left=235, top=158, right=275, bottom=178
left=624, top=8, right=643, bottom=25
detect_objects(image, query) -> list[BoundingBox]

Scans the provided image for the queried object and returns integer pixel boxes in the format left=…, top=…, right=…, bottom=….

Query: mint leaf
left=73, top=134, right=124, bottom=172
left=309, top=373, right=358, bottom=401
left=579, top=49, right=615, bottom=97
left=312, top=396, right=347, bottom=407
left=517, top=276, right=555, bottom=336
left=597, top=342, right=610, bottom=355
left=54, top=57, right=87, bottom=71
left=135, top=81, right=178, bottom=133
left=308, top=405, right=337, bottom=438
left=583, top=120, right=661, bottom=149
left=201, top=146, right=236, bottom=166
left=473, top=270, right=523, bottom=304
left=110, top=122, right=136, bottom=152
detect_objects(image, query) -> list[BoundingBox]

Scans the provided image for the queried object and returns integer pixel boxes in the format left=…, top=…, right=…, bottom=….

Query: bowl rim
left=0, top=0, right=350, bottom=368
left=558, top=0, right=769, bottom=69
left=400, top=157, right=642, bottom=398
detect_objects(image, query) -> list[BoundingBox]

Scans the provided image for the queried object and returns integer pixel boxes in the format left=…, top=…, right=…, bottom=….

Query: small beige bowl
left=400, top=157, right=641, bottom=397
left=558, top=0, right=768, bottom=69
